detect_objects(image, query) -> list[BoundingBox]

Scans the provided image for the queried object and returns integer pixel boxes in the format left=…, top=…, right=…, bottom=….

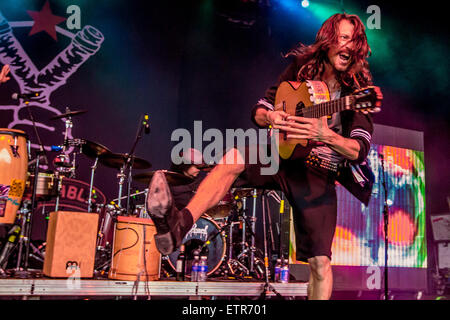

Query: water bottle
left=175, top=245, right=186, bottom=281
left=190, top=255, right=200, bottom=282
left=274, top=258, right=282, bottom=283
left=280, top=258, right=289, bottom=283
left=197, top=256, right=208, bottom=282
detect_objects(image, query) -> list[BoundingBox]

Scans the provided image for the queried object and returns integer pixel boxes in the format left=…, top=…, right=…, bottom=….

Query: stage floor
left=0, top=278, right=308, bottom=299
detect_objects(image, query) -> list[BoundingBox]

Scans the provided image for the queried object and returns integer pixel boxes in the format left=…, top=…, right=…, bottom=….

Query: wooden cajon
left=43, top=211, right=98, bottom=278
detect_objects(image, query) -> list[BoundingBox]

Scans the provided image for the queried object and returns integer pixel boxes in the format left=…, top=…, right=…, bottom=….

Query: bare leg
left=186, top=148, right=245, bottom=222
left=307, top=256, right=333, bottom=300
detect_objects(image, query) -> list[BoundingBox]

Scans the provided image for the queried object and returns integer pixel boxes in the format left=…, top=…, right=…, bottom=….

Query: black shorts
left=233, top=145, right=338, bottom=262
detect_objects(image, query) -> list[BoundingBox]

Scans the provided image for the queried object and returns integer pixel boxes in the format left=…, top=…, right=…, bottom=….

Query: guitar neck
left=301, top=96, right=351, bottom=118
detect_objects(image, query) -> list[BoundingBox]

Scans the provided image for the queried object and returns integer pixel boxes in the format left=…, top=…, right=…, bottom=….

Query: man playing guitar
left=147, top=13, right=382, bottom=300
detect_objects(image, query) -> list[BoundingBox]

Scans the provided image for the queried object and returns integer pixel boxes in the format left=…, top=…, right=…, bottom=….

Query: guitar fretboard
left=300, top=96, right=350, bottom=118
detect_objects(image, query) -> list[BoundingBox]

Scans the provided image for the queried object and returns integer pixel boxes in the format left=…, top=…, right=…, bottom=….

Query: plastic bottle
left=280, top=258, right=289, bottom=283
left=190, top=255, right=200, bottom=282
left=274, top=258, right=282, bottom=283
left=175, top=245, right=186, bottom=281
left=197, top=256, right=208, bottom=282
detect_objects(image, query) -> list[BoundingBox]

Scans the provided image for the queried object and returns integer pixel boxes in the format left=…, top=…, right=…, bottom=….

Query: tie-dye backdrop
left=290, top=143, right=427, bottom=268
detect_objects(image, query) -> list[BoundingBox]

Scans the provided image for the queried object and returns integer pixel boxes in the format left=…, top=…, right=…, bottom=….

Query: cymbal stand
left=87, top=156, right=99, bottom=213
left=259, top=192, right=283, bottom=300
left=249, top=188, right=258, bottom=273
left=240, top=196, right=248, bottom=254
left=235, top=192, right=259, bottom=275
left=125, top=155, right=135, bottom=214
left=54, top=113, right=79, bottom=211
left=225, top=220, right=249, bottom=277
left=116, top=164, right=126, bottom=208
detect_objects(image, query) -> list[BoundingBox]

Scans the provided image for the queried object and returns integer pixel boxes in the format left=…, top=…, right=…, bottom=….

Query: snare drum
left=24, top=172, right=57, bottom=200
left=167, top=215, right=226, bottom=277
left=0, top=129, right=28, bottom=225
left=109, top=216, right=161, bottom=281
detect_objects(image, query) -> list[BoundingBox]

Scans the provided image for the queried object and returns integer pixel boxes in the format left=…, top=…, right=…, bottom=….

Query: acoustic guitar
left=274, top=80, right=383, bottom=159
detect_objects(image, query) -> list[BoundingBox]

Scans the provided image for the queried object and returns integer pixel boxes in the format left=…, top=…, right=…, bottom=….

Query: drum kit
left=0, top=109, right=280, bottom=281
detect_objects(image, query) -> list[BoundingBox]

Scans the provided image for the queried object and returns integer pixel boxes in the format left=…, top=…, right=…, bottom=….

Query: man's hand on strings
left=273, top=115, right=335, bottom=143
left=266, top=110, right=290, bottom=127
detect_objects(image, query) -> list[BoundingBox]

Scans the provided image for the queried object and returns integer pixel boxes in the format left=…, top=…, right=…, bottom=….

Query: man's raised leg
left=147, top=148, right=245, bottom=255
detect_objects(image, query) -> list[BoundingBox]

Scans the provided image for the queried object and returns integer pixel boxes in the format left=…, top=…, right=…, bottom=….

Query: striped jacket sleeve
left=251, top=60, right=299, bottom=128
left=346, top=111, right=374, bottom=163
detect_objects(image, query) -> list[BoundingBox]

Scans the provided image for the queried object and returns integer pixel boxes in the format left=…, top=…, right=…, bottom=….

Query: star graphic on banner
left=27, top=0, right=66, bottom=41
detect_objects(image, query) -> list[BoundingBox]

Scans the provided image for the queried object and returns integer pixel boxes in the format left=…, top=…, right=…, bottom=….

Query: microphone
left=143, top=114, right=150, bottom=134
left=12, top=92, right=39, bottom=100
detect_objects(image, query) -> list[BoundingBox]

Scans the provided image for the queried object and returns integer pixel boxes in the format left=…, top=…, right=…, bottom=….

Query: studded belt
left=305, top=153, right=339, bottom=172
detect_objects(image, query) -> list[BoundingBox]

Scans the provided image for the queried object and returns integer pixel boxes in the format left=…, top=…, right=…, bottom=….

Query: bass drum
left=167, top=215, right=225, bottom=277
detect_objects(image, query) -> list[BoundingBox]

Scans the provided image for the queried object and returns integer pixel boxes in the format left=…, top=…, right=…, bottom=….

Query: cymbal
left=81, top=140, right=112, bottom=159
left=50, top=110, right=87, bottom=120
left=99, top=153, right=152, bottom=170
left=232, top=188, right=262, bottom=199
left=206, top=203, right=234, bottom=219
left=133, top=170, right=193, bottom=186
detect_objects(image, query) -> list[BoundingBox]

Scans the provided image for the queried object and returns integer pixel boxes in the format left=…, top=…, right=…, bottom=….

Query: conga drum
left=108, top=216, right=161, bottom=281
left=0, top=129, right=28, bottom=225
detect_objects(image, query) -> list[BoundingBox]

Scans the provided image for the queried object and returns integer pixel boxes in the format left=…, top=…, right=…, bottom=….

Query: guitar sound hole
left=295, top=102, right=305, bottom=117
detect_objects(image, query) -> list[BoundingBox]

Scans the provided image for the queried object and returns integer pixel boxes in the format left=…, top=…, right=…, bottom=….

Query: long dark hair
left=285, top=13, right=373, bottom=88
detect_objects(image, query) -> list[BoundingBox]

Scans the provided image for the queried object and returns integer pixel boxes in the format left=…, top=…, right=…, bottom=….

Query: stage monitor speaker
left=43, top=211, right=98, bottom=278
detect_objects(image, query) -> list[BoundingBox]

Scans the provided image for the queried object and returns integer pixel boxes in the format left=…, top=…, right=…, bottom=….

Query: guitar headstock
left=351, top=86, right=383, bottom=113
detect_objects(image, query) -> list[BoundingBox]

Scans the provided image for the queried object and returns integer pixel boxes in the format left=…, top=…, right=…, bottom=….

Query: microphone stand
left=125, top=115, right=149, bottom=214
left=23, top=97, right=49, bottom=167
left=380, top=154, right=389, bottom=300
left=14, top=96, right=48, bottom=277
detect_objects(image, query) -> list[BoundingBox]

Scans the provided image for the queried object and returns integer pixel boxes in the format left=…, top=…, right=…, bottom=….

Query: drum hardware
left=50, top=109, right=87, bottom=211
left=79, top=139, right=113, bottom=212
left=12, top=199, right=34, bottom=278
left=50, top=108, right=85, bottom=177
left=113, top=114, right=152, bottom=215
left=97, top=142, right=152, bottom=212
left=259, top=192, right=284, bottom=299
left=115, top=163, right=127, bottom=209
left=232, top=188, right=260, bottom=274
left=265, top=190, right=285, bottom=261
left=111, top=189, right=149, bottom=218
left=12, top=144, right=44, bottom=277
left=249, top=189, right=258, bottom=273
